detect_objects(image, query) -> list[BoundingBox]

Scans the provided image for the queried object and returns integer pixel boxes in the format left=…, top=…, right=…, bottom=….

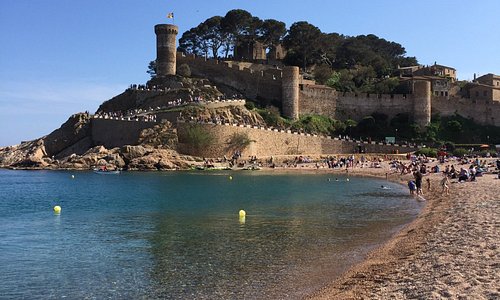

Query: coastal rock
left=0, top=139, right=48, bottom=168
left=121, top=145, right=148, bottom=161
left=44, top=113, right=91, bottom=158
left=127, top=148, right=189, bottom=170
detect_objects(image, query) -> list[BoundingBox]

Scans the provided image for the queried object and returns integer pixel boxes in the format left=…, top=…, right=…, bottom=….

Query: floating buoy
left=229, top=176, right=233, bottom=180
left=53, top=205, right=61, bottom=214
left=239, top=209, right=246, bottom=218
left=71, top=175, right=75, bottom=179
left=346, top=178, right=350, bottom=182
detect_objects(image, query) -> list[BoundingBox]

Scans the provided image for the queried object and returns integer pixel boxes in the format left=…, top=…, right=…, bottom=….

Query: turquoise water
left=0, top=170, right=422, bottom=299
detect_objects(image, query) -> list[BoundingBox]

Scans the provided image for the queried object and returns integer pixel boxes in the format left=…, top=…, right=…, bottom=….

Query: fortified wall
left=176, top=121, right=416, bottom=158
left=432, top=96, right=500, bottom=126
left=298, top=80, right=432, bottom=126
left=176, top=52, right=436, bottom=126
left=177, top=53, right=283, bottom=104
left=91, top=118, right=156, bottom=149
left=162, top=20, right=499, bottom=128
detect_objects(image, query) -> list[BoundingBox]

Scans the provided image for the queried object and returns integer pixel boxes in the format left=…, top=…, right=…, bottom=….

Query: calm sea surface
left=0, top=169, right=423, bottom=299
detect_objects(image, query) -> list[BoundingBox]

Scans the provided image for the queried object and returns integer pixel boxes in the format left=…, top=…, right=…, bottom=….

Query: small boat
left=93, top=169, right=121, bottom=175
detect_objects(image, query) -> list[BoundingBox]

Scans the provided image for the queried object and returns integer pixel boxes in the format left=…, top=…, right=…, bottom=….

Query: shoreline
left=305, top=161, right=500, bottom=299
left=1, top=159, right=498, bottom=298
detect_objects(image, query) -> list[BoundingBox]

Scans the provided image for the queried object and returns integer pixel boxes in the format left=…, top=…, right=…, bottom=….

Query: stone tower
left=154, top=24, right=178, bottom=76
left=412, top=80, right=432, bottom=127
left=282, top=66, right=300, bottom=120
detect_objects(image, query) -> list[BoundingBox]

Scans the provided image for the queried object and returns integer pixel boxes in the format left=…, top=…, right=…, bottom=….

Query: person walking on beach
left=414, top=170, right=423, bottom=195
left=441, top=174, right=450, bottom=195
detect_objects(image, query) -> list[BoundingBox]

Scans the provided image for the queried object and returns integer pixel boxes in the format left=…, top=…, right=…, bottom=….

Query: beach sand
left=301, top=161, right=500, bottom=299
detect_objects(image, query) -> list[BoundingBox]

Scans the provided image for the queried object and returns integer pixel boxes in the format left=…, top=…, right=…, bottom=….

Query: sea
left=0, top=169, right=423, bottom=299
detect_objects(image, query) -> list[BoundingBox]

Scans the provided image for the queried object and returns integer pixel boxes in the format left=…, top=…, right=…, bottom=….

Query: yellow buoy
left=239, top=209, right=246, bottom=218
left=229, top=176, right=233, bottom=180
left=53, top=205, right=61, bottom=214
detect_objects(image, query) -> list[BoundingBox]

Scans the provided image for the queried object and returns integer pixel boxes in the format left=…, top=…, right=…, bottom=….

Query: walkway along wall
left=176, top=121, right=416, bottom=158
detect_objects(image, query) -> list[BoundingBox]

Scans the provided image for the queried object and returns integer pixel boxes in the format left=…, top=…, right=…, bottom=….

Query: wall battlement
left=177, top=52, right=283, bottom=103
left=176, top=120, right=416, bottom=158
left=176, top=51, right=498, bottom=128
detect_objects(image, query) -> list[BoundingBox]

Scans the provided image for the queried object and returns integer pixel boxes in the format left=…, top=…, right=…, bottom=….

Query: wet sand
left=296, top=160, right=500, bottom=299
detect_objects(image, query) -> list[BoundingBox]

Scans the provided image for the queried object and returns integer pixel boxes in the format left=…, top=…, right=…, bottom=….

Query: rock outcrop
left=44, top=113, right=92, bottom=158
left=0, top=73, right=265, bottom=171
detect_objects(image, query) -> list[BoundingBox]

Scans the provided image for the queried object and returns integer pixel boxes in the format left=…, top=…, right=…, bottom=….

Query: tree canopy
left=176, top=9, right=419, bottom=93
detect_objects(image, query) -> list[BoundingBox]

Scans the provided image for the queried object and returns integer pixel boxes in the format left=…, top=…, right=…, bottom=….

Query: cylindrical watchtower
left=282, top=66, right=300, bottom=120
left=412, top=80, right=432, bottom=127
left=154, top=24, right=178, bottom=76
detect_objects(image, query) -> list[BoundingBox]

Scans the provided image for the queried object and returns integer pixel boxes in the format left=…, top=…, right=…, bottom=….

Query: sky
left=1, top=0, right=499, bottom=146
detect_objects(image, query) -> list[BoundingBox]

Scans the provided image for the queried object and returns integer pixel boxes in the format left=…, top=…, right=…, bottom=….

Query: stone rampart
left=177, top=53, right=282, bottom=103
left=91, top=118, right=156, bottom=149
left=299, top=85, right=338, bottom=117
left=336, top=92, right=413, bottom=121
left=432, top=96, right=500, bottom=126
left=176, top=121, right=416, bottom=158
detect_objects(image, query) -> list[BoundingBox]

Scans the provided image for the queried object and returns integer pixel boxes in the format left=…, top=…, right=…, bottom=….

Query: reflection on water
left=0, top=170, right=423, bottom=299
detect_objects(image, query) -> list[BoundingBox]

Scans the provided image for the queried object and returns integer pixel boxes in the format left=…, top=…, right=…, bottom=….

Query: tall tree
left=198, top=16, right=224, bottom=58
left=221, top=9, right=253, bottom=57
left=178, top=28, right=203, bottom=56
left=260, top=19, right=287, bottom=50
left=283, top=21, right=322, bottom=71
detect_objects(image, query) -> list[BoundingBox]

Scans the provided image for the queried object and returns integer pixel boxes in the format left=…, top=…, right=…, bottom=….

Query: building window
left=483, top=91, right=488, bottom=97
left=445, top=91, right=448, bottom=96
left=435, top=91, right=439, bottom=96
left=476, top=91, right=479, bottom=97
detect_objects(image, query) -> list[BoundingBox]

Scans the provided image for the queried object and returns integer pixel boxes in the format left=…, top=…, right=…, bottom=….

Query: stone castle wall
left=91, top=118, right=156, bottom=149
left=432, top=96, right=500, bottom=126
left=176, top=52, right=498, bottom=128
left=299, top=85, right=338, bottom=117
left=176, top=121, right=416, bottom=158
left=299, top=85, right=413, bottom=121
left=177, top=53, right=282, bottom=103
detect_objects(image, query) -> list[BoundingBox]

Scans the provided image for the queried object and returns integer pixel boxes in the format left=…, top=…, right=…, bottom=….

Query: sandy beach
left=296, top=159, right=500, bottom=299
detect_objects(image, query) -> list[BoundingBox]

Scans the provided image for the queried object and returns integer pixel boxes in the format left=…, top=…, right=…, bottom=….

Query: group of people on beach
left=404, top=154, right=498, bottom=197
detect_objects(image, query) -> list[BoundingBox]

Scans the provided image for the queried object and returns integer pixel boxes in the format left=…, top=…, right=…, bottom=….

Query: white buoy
left=71, top=175, right=75, bottom=179
left=229, top=176, right=233, bottom=180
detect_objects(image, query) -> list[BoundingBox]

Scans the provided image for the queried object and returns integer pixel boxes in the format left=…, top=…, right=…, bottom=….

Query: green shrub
left=416, top=147, right=438, bottom=157
left=185, top=124, right=214, bottom=150
left=452, top=148, right=469, bottom=157
left=244, top=101, right=256, bottom=110
left=177, top=63, right=191, bottom=77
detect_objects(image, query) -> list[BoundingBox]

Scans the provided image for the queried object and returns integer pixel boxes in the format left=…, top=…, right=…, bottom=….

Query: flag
left=167, top=12, right=174, bottom=19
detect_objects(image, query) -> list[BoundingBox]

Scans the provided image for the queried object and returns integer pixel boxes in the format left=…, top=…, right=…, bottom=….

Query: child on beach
left=441, top=174, right=450, bottom=195
left=408, top=180, right=416, bottom=195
